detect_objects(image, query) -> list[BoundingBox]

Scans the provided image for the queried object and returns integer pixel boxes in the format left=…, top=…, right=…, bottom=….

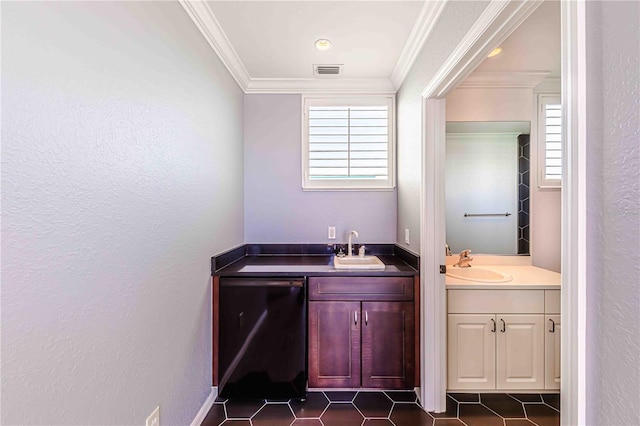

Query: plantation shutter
left=303, top=96, right=395, bottom=190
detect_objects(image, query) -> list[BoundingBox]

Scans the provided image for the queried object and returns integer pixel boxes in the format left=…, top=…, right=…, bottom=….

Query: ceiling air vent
left=313, top=64, right=342, bottom=78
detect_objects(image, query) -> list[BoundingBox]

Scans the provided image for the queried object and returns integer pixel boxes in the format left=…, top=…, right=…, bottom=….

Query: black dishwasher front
left=218, top=277, right=306, bottom=399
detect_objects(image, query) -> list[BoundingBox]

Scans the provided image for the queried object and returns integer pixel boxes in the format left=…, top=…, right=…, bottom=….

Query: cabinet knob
left=549, top=318, right=556, bottom=333
left=354, top=311, right=358, bottom=326
left=365, top=311, right=368, bottom=326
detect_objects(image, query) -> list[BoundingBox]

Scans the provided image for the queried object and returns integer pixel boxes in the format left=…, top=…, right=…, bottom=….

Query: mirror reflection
left=445, top=121, right=530, bottom=255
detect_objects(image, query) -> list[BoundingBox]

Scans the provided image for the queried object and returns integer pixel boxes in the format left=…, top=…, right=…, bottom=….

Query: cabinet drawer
left=309, top=276, right=414, bottom=301
left=448, top=289, right=544, bottom=314
left=545, top=290, right=561, bottom=314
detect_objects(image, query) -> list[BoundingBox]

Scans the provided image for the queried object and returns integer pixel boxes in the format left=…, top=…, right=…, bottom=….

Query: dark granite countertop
left=212, top=244, right=419, bottom=278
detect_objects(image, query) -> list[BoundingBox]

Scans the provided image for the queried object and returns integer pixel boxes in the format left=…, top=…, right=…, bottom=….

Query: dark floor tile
left=353, top=392, right=393, bottom=418
left=225, top=399, right=265, bottom=419
left=384, top=390, right=417, bottom=403
left=390, top=403, right=434, bottom=426
left=542, top=393, right=560, bottom=410
left=448, top=393, right=480, bottom=403
left=433, top=419, right=466, bottom=426
left=201, top=403, right=226, bottom=426
left=505, top=420, right=536, bottom=426
left=324, top=391, right=357, bottom=402
left=458, top=404, right=504, bottom=426
left=509, top=394, right=543, bottom=403
left=221, top=421, right=250, bottom=426
left=215, top=396, right=228, bottom=403
left=363, top=420, right=394, bottom=425
left=252, top=404, right=294, bottom=426
left=320, top=403, right=364, bottom=426
left=290, top=392, right=329, bottom=418
left=524, top=404, right=560, bottom=426
left=292, top=420, right=322, bottom=426
left=430, top=395, right=458, bottom=418
left=480, top=393, right=525, bottom=418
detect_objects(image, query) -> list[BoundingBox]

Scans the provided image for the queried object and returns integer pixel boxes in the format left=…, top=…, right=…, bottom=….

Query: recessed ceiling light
left=315, top=39, right=332, bottom=51
left=488, top=47, right=503, bottom=58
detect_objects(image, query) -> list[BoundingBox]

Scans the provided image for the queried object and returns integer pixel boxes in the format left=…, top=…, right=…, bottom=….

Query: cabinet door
left=545, top=314, right=561, bottom=390
left=447, top=314, right=496, bottom=390
left=361, top=301, right=415, bottom=388
left=308, top=301, right=361, bottom=388
left=496, top=314, right=544, bottom=390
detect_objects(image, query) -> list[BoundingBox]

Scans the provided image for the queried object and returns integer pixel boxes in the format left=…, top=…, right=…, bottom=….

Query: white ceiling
left=181, top=1, right=560, bottom=93
left=461, top=1, right=561, bottom=88
left=207, top=1, right=424, bottom=79
left=182, top=0, right=444, bottom=93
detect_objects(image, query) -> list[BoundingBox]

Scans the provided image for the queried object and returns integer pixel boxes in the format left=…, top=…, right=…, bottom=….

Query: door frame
left=418, top=1, right=587, bottom=424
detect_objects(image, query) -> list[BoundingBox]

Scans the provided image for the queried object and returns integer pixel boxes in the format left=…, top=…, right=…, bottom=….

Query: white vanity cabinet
left=544, top=290, right=561, bottom=390
left=447, top=289, right=559, bottom=391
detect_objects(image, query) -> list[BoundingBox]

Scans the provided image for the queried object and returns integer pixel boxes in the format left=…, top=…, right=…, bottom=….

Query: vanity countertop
left=215, top=254, right=418, bottom=278
left=446, top=264, right=561, bottom=289
left=212, top=244, right=419, bottom=278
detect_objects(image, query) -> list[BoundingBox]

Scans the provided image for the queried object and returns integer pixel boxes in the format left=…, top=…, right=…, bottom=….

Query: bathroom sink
left=333, top=255, right=386, bottom=270
left=446, top=267, right=512, bottom=283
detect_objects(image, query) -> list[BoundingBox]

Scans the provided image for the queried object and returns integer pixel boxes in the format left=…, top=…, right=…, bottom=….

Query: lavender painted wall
left=585, top=2, right=640, bottom=424
left=1, top=2, right=244, bottom=425
left=244, top=94, right=397, bottom=244
left=396, top=1, right=490, bottom=253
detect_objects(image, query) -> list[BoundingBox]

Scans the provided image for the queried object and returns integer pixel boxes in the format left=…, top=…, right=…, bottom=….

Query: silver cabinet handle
left=365, top=311, right=368, bottom=326
left=354, top=311, right=358, bottom=326
left=549, top=319, right=556, bottom=333
left=500, top=319, right=506, bottom=333
left=491, top=318, right=496, bottom=332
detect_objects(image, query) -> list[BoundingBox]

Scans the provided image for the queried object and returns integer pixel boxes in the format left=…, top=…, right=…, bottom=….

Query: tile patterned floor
left=201, top=391, right=560, bottom=426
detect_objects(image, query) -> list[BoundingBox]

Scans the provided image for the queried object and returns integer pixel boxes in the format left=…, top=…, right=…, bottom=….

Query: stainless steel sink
left=333, top=255, right=385, bottom=270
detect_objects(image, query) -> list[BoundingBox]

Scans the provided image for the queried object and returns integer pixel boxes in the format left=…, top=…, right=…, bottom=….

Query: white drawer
left=448, top=289, right=545, bottom=314
left=545, top=290, right=561, bottom=314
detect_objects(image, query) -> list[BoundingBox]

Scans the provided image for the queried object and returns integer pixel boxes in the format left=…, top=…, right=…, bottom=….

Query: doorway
left=418, top=2, right=586, bottom=425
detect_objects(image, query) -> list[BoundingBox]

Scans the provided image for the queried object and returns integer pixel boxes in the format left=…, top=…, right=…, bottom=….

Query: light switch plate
left=328, top=226, right=336, bottom=239
left=404, top=229, right=410, bottom=244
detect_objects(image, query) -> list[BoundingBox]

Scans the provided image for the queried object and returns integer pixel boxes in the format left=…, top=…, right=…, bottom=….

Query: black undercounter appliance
left=218, top=277, right=307, bottom=399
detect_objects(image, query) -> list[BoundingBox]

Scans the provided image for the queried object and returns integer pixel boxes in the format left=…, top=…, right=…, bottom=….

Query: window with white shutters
left=302, top=96, right=395, bottom=190
left=537, top=94, right=562, bottom=188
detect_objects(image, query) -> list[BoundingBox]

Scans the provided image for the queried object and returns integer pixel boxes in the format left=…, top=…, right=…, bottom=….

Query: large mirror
left=445, top=121, right=530, bottom=255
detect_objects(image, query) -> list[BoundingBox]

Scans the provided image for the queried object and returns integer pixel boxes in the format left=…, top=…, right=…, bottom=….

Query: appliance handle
left=220, top=279, right=305, bottom=288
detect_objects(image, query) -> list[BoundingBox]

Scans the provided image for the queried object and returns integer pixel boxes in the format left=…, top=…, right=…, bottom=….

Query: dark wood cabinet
left=308, top=276, right=417, bottom=389
left=308, top=301, right=360, bottom=388
left=361, top=301, right=415, bottom=388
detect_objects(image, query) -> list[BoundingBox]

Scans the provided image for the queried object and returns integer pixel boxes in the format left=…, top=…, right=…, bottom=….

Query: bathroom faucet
left=347, top=230, right=359, bottom=257
left=453, top=249, right=473, bottom=268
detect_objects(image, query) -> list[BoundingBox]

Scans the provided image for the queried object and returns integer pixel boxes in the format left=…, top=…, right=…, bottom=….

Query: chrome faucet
left=453, top=249, right=473, bottom=268
left=347, top=230, right=359, bottom=257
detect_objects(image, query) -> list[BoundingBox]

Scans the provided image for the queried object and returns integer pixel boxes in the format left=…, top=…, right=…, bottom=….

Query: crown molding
left=422, top=0, right=544, bottom=99
left=456, top=70, right=551, bottom=89
left=390, top=0, right=449, bottom=90
left=180, top=0, right=448, bottom=94
left=244, top=78, right=396, bottom=94
left=179, top=0, right=250, bottom=91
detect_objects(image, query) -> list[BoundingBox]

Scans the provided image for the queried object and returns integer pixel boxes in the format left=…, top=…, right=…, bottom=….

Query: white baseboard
left=191, top=387, right=218, bottom=426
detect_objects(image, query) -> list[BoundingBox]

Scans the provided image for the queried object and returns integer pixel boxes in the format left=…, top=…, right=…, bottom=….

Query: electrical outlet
left=404, top=229, right=410, bottom=245
left=146, top=406, right=160, bottom=426
left=328, top=226, right=336, bottom=240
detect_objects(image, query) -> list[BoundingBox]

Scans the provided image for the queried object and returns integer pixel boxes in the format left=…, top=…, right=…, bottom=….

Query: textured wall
left=396, top=0, right=490, bottom=253
left=585, top=2, right=640, bottom=424
left=1, top=2, right=244, bottom=425
left=244, top=94, right=397, bottom=244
